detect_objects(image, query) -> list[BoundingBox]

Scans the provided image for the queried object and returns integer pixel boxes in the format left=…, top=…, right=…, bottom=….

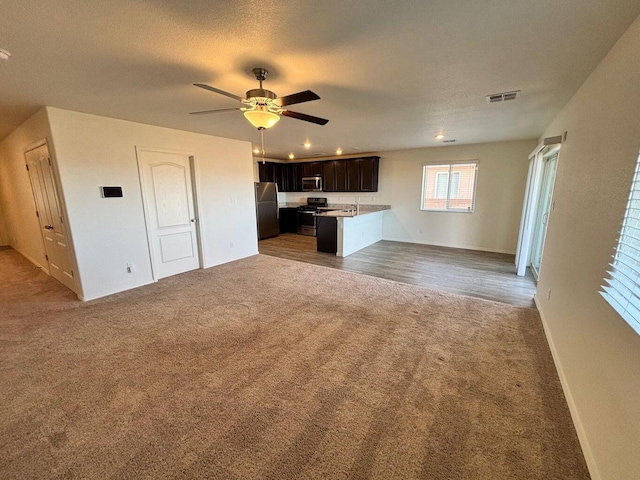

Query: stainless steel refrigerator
left=255, top=182, right=280, bottom=240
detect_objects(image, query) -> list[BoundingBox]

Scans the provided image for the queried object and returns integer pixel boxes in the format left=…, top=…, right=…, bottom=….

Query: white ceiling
left=2, top=1, right=639, bottom=160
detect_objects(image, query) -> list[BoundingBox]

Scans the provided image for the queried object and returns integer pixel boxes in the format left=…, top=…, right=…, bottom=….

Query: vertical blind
left=601, top=153, right=640, bottom=335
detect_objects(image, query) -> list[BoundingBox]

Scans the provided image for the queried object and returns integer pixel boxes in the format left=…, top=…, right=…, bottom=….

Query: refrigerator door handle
left=275, top=183, right=280, bottom=219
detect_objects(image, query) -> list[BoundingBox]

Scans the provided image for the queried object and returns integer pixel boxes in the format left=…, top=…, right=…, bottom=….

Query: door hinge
left=45, top=254, right=49, bottom=261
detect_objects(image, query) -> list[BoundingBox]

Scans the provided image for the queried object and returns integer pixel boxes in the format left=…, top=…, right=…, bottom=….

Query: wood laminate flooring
left=259, top=234, right=536, bottom=308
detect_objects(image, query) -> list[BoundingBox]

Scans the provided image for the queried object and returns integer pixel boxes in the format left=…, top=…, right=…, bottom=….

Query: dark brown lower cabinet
left=316, top=216, right=337, bottom=254
left=279, top=207, right=298, bottom=233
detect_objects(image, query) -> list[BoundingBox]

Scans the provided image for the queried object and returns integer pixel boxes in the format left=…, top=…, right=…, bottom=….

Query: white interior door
left=25, top=143, right=77, bottom=292
left=137, top=149, right=200, bottom=279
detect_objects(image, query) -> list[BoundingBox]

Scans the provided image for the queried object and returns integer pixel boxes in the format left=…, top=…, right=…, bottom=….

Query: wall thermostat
left=101, top=186, right=123, bottom=198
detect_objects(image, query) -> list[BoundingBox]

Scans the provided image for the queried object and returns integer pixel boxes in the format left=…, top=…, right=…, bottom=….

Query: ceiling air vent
left=486, top=90, right=520, bottom=103
left=443, top=139, right=457, bottom=143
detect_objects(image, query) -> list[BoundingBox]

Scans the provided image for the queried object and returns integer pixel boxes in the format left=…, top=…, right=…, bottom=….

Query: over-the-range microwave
left=302, top=176, right=323, bottom=192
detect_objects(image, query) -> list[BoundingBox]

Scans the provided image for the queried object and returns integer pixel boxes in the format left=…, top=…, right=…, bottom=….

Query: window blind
left=601, top=153, right=640, bottom=335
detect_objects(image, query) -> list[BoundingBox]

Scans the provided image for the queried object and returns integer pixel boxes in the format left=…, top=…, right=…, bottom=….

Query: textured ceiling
left=1, top=1, right=639, bottom=159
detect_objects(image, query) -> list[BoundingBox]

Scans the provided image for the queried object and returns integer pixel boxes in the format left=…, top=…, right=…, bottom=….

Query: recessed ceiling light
left=288, top=153, right=295, bottom=159
left=435, top=134, right=445, bottom=140
left=303, top=142, right=311, bottom=148
left=336, top=148, right=343, bottom=155
left=0, top=49, right=11, bottom=61
left=253, top=147, right=260, bottom=154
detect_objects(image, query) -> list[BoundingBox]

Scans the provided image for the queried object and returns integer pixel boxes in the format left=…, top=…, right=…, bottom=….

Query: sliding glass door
left=530, top=154, right=558, bottom=279
left=516, top=139, right=561, bottom=278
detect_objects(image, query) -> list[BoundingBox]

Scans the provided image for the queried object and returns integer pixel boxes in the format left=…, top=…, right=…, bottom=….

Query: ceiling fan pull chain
left=260, top=127, right=266, bottom=164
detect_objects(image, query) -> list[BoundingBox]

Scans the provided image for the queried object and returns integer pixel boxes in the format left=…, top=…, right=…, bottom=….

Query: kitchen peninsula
left=316, top=206, right=389, bottom=257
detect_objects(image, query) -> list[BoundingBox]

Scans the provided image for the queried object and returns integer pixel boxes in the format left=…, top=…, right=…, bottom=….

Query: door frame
left=23, top=137, right=81, bottom=296
left=529, top=151, right=559, bottom=279
left=135, top=146, right=205, bottom=282
left=515, top=136, right=562, bottom=277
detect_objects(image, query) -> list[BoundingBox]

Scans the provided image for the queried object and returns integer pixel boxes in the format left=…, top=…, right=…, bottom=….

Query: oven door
left=297, top=210, right=317, bottom=236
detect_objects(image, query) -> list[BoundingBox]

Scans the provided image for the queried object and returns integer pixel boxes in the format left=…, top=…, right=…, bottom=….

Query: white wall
left=46, top=107, right=258, bottom=301
left=535, top=15, right=640, bottom=480
left=0, top=109, right=52, bottom=266
left=338, top=211, right=384, bottom=257
left=284, top=140, right=535, bottom=254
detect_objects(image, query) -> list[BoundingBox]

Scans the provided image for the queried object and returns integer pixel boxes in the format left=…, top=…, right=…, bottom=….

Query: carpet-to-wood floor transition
left=259, top=235, right=537, bottom=308
left=0, top=248, right=589, bottom=479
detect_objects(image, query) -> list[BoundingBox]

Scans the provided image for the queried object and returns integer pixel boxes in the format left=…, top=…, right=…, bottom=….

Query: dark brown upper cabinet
left=322, top=161, right=336, bottom=192
left=358, top=156, right=379, bottom=192
left=301, top=162, right=323, bottom=177
left=258, top=162, right=277, bottom=183
left=335, top=160, right=348, bottom=191
left=259, top=156, right=379, bottom=192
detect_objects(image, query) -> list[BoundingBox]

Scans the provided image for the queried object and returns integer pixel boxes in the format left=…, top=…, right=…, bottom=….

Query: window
left=434, top=172, right=461, bottom=199
left=421, top=162, right=477, bottom=212
left=601, top=152, right=640, bottom=335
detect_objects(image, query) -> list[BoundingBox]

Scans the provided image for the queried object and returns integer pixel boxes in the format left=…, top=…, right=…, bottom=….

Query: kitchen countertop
left=315, top=206, right=390, bottom=218
left=279, top=203, right=391, bottom=212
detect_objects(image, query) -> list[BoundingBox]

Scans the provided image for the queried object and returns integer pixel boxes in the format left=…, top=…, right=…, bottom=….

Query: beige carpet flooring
left=0, top=248, right=589, bottom=479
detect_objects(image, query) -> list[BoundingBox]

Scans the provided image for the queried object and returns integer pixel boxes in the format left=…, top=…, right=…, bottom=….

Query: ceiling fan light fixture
left=243, top=107, right=280, bottom=129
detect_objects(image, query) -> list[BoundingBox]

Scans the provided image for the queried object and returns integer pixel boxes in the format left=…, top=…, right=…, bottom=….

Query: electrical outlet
left=126, top=263, right=133, bottom=273
left=547, top=288, right=552, bottom=300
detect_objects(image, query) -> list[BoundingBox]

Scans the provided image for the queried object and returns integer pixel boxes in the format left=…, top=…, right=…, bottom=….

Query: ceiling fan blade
left=193, top=83, right=244, bottom=102
left=276, top=90, right=320, bottom=107
left=282, top=110, right=329, bottom=125
left=189, top=108, right=242, bottom=115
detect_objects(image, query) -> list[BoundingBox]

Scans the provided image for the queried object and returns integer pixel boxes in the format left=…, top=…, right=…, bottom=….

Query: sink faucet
left=354, top=199, right=360, bottom=215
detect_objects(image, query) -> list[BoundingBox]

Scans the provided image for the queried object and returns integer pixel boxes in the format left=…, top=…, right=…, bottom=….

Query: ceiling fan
left=191, top=67, right=329, bottom=129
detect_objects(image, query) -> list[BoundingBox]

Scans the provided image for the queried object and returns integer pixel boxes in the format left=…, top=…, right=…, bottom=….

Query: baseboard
left=534, top=295, right=601, bottom=480
left=203, top=249, right=259, bottom=269
left=11, top=245, right=50, bottom=275
left=79, top=279, right=155, bottom=302
left=381, top=236, right=516, bottom=255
